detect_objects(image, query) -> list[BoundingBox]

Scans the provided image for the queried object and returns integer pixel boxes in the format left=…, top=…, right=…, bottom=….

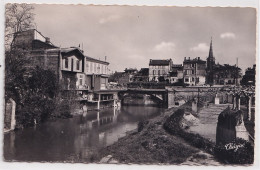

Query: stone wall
left=4, top=98, right=16, bottom=131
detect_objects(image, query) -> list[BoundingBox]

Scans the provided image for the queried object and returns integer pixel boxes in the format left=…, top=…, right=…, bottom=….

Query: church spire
left=207, top=36, right=215, bottom=71
left=209, top=36, right=213, bottom=60
left=206, top=37, right=216, bottom=85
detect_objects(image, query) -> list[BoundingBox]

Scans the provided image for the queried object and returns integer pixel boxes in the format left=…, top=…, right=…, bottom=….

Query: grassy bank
left=164, top=103, right=254, bottom=164
left=95, top=102, right=203, bottom=164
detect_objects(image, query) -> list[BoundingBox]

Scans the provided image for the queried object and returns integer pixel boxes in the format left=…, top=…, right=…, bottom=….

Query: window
left=71, top=59, right=74, bottom=71
left=185, top=78, right=189, bottom=82
left=97, top=64, right=100, bottom=73
left=158, top=70, right=160, bottom=75
left=86, top=62, right=89, bottom=72
left=65, top=58, right=68, bottom=68
left=192, top=70, right=194, bottom=74
left=90, top=62, right=93, bottom=72
left=192, top=77, right=195, bottom=82
left=76, top=60, right=80, bottom=70
left=79, top=75, right=83, bottom=85
left=153, top=70, right=156, bottom=75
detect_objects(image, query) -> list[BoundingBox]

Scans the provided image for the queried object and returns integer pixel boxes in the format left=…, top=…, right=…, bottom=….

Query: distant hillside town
left=111, top=38, right=255, bottom=87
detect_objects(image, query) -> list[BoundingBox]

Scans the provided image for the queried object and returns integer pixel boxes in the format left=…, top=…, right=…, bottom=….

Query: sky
left=33, top=5, right=256, bottom=73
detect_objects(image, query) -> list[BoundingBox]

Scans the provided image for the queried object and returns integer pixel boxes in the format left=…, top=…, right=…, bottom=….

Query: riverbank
left=95, top=102, right=221, bottom=164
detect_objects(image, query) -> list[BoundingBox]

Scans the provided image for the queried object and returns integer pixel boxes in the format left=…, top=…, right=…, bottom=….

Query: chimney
left=184, top=57, right=186, bottom=61
left=198, top=57, right=200, bottom=60
left=45, top=37, right=50, bottom=44
left=188, top=57, right=190, bottom=60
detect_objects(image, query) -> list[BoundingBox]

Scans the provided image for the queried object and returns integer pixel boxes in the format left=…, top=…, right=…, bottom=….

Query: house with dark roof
left=169, top=64, right=183, bottom=84
left=149, top=59, right=173, bottom=82
left=183, top=57, right=206, bottom=86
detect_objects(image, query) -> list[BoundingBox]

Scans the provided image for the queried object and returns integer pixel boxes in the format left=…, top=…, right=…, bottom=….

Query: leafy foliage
left=28, top=66, right=59, bottom=98
left=5, top=49, right=29, bottom=104
left=14, top=67, right=59, bottom=127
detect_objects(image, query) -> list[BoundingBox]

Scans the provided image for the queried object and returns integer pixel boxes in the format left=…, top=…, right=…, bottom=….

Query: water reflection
left=4, top=106, right=163, bottom=162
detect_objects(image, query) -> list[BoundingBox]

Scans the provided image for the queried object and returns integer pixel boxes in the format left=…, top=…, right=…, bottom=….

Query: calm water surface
left=4, top=106, right=164, bottom=162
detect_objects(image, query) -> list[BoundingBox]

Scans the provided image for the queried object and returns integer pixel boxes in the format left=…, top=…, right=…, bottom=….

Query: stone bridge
left=119, top=86, right=255, bottom=119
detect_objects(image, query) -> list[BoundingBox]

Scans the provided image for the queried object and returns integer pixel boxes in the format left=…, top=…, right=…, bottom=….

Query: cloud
left=220, top=32, right=236, bottom=39
left=190, top=43, right=209, bottom=52
left=154, top=41, right=175, bottom=52
left=99, top=15, right=121, bottom=24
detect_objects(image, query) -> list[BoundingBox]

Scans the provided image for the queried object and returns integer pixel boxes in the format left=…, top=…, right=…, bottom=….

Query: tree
left=28, top=66, right=59, bottom=99
left=5, top=3, right=35, bottom=103
left=5, top=3, right=35, bottom=49
left=16, top=67, right=59, bottom=127
left=158, top=76, right=165, bottom=82
left=5, top=49, right=29, bottom=105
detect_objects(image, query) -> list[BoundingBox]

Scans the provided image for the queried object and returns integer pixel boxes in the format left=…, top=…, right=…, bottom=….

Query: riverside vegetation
left=5, top=50, right=73, bottom=129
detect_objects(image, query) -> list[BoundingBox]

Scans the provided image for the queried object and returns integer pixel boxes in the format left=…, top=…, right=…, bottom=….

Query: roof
left=149, top=59, right=172, bottom=66
left=85, top=56, right=109, bottom=65
left=183, top=57, right=206, bottom=64
left=46, top=47, right=109, bottom=64
left=172, top=64, right=183, bottom=68
left=60, top=47, right=85, bottom=59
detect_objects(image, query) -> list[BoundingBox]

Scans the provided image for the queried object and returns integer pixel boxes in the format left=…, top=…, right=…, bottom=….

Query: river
left=4, top=106, right=164, bottom=162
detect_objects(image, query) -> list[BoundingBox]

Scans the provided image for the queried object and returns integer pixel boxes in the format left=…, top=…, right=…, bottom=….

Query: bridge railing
left=127, top=82, right=175, bottom=89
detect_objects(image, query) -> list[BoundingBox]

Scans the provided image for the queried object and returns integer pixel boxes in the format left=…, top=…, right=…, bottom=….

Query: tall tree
left=5, top=3, right=35, bottom=49
left=5, top=3, right=35, bottom=103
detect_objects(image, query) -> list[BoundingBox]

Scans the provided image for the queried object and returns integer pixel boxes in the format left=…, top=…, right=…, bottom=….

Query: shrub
left=55, top=100, right=72, bottom=118
left=16, top=96, right=56, bottom=127
left=14, top=67, right=61, bottom=128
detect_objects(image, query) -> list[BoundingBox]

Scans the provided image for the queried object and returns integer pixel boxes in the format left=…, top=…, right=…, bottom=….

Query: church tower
left=206, top=37, right=215, bottom=85
left=207, top=37, right=215, bottom=71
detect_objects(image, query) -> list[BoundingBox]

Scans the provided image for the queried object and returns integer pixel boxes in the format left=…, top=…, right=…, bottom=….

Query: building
left=109, top=68, right=138, bottom=86
left=212, top=64, right=242, bottom=85
left=183, top=57, right=206, bottom=86
left=124, top=68, right=138, bottom=74
left=205, top=38, right=242, bottom=86
left=13, top=29, right=115, bottom=109
left=241, top=64, right=256, bottom=86
left=133, top=68, right=149, bottom=82
left=85, top=56, right=109, bottom=90
left=169, top=64, right=183, bottom=84
left=12, top=29, right=57, bottom=50
left=149, top=59, right=173, bottom=82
